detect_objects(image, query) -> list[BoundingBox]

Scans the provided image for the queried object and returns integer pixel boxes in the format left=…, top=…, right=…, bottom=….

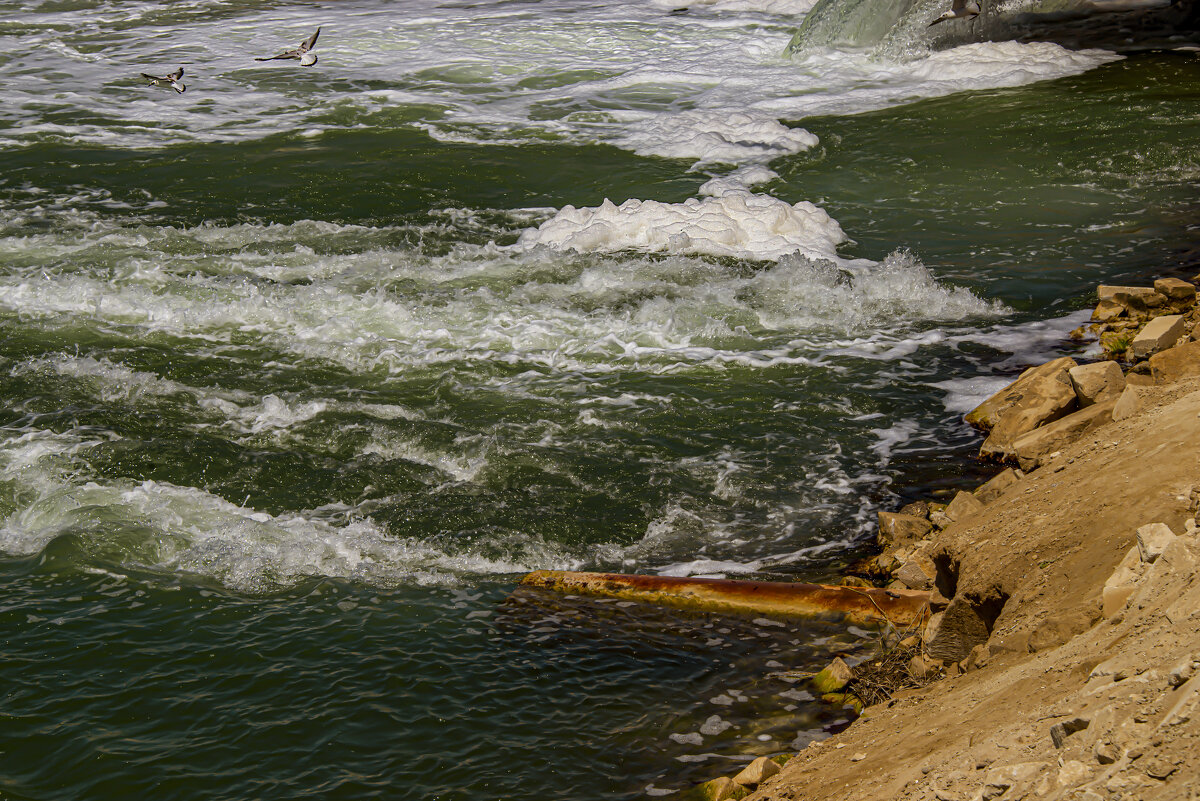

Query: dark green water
left=1, top=0, right=1198, bottom=798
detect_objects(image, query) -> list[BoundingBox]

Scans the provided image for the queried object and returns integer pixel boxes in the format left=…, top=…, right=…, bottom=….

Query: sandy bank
left=740, top=293, right=1200, bottom=800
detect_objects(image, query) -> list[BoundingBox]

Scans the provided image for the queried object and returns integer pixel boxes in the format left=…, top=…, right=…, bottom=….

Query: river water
left=1, top=0, right=1197, bottom=798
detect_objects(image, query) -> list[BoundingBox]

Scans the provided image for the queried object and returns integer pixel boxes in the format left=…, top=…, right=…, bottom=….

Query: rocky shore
left=679, top=276, right=1200, bottom=800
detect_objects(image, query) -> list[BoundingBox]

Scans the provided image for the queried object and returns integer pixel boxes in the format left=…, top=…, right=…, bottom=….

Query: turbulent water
left=1, top=0, right=1197, bottom=798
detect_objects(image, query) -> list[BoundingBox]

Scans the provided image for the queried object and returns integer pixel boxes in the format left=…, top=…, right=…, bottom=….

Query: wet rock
left=974, top=467, right=1021, bottom=505
left=943, top=491, right=985, bottom=523
left=1130, top=314, right=1186, bottom=360
left=1149, top=340, right=1200, bottom=384
left=684, top=776, right=749, bottom=801
left=1068, top=360, right=1125, bottom=406
left=732, top=756, right=781, bottom=788
left=1136, top=522, right=1177, bottom=563
left=966, top=356, right=1078, bottom=432
left=877, top=511, right=933, bottom=548
left=820, top=692, right=863, bottom=714
left=1050, top=717, right=1090, bottom=748
left=811, top=657, right=853, bottom=694
left=1011, top=399, right=1115, bottom=472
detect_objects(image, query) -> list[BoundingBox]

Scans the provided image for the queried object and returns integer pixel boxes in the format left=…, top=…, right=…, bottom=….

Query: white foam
left=649, top=0, right=820, bottom=13
left=1, top=202, right=1005, bottom=385
left=614, top=111, right=818, bottom=168
left=515, top=192, right=846, bottom=262
left=699, top=165, right=779, bottom=197
left=932, top=376, right=1013, bottom=414
left=0, top=1, right=1118, bottom=155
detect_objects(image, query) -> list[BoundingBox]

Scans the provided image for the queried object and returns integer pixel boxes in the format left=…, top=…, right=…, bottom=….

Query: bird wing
left=299, top=27, right=320, bottom=53
left=141, top=73, right=163, bottom=82
left=255, top=48, right=300, bottom=61
left=951, top=0, right=967, bottom=11
left=168, top=67, right=184, bottom=81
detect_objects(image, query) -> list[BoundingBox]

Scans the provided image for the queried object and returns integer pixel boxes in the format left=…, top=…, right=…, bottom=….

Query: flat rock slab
left=978, top=358, right=1079, bottom=461
left=966, top=357, right=1078, bottom=432
left=1011, top=398, right=1116, bottom=472
left=1098, top=285, right=1169, bottom=313
left=1131, top=314, right=1185, bottom=360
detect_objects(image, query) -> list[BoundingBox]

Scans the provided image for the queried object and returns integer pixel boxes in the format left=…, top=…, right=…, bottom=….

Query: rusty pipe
left=519, top=570, right=929, bottom=627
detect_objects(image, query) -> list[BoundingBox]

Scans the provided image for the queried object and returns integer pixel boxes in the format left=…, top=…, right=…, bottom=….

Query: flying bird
left=928, top=0, right=981, bottom=25
left=141, top=67, right=186, bottom=93
left=255, top=27, right=321, bottom=66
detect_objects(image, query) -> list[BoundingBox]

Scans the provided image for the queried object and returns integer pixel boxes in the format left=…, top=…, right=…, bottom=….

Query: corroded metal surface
left=519, top=570, right=930, bottom=627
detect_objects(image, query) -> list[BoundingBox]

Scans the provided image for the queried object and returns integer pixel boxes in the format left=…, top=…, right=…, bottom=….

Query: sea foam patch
left=613, top=111, right=818, bottom=168
left=515, top=192, right=846, bottom=262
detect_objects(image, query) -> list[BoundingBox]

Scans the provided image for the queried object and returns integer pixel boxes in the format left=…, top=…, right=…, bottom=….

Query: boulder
left=1136, top=522, right=1177, bottom=563
left=924, top=597, right=991, bottom=663
left=1154, top=277, right=1197, bottom=308
left=1111, top=384, right=1144, bottom=422
left=733, top=756, right=781, bottom=788
left=811, top=657, right=853, bottom=694
left=876, top=511, right=933, bottom=548
left=943, top=490, right=985, bottom=523
left=1149, top=340, right=1200, bottom=384
left=1097, top=285, right=1168, bottom=314
left=684, top=777, right=748, bottom=801
left=1067, top=361, right=1125, bottom=406
left=965, top=357, right=1078, bottom=432
left=1130, top=314, right=1186, bottom=360
left=974, top=468, right=1022, bottom=505
left=1011, top=399, right=1116, bottom=472
left=979, top=359, right=1079, bottom=460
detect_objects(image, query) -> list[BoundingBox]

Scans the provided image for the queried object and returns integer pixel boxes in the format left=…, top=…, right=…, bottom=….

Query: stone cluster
left=679, top=754, right=791, bottom=800
left=676, top=275, right=1200, bottom=801
left=957, top=277, right=1200, bottom=472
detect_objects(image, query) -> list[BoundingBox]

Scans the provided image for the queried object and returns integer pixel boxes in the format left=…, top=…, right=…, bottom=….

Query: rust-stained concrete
left=519, top=570, right=930, bottom=627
